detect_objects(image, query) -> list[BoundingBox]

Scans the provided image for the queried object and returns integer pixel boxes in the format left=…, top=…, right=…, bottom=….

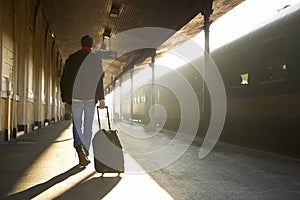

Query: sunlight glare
left=158, top=0, right=300, bottom=68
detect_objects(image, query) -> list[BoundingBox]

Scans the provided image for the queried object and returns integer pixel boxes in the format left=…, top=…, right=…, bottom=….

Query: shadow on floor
left=4, top=165, right=85, bottom=200
left=55, top=175, right=122, bottom=200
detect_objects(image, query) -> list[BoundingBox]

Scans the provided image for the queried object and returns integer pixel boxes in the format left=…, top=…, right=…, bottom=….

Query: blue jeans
left=72, top=100, right=96, bottom=155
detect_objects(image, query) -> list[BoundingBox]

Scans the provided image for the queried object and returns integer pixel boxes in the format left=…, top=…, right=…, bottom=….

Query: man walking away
left=60, top=35, right=105, bottom=167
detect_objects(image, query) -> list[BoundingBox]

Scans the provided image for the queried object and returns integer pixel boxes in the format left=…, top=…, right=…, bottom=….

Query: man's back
left=60, top=49, right=90, bottom=103
left=72, top=52, right=103, bottom=101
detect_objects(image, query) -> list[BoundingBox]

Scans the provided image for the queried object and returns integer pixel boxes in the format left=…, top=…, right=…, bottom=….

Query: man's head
left=81, top=35, right=94, bottom=47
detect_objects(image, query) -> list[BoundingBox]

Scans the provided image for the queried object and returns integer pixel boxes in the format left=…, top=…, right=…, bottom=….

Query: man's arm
left=60, top=56, right=73, bottom=104
left=96, top=74, right=105, bottom=109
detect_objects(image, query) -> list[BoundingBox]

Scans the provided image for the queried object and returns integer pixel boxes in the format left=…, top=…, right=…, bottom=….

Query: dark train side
left=117, top=5, right=300, bottom=158
left=212, top=5, right=300, bottom=158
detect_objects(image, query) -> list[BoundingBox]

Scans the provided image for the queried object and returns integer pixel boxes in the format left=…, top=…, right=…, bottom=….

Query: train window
left=240, top=73, right=249, bottom=85
left=141, top=95, right=146, bottom=103
left=259, top=37, right=287, bottom=83
left=137, top=96, right=141, bottom=103
left=228, top=51, right=248, bottom=88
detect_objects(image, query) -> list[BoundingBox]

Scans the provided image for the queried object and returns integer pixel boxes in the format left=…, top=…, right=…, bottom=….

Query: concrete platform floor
left=0, top=118, right=299, bottom=200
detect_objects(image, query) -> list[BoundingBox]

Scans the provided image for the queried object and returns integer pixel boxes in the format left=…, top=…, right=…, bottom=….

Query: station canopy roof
left=40, top=0, right=244, bottom=88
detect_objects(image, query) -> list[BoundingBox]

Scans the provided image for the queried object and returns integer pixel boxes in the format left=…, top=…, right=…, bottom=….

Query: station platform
left=0, top=118, right=300, bottom=200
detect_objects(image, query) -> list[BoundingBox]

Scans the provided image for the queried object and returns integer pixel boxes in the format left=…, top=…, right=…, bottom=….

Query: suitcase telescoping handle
left=96, top=105, right=111, bottom=130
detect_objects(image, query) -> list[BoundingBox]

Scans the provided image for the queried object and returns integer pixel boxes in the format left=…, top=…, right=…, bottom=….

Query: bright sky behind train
left=156, top=0, right=300, bottom=69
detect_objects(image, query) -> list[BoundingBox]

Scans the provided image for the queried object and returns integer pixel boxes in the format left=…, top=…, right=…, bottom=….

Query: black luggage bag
left=93, top=106, right=124, bottom=175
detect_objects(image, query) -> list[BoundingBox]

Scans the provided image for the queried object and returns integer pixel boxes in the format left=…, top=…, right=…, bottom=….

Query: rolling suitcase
left=93, top=106, right=124, bottom=175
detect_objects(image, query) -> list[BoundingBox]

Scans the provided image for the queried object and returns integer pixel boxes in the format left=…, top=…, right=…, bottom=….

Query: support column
left=0, top=0, right=3, bottom=141
left=16, top=0, right=30, bottom=136
left=57, top=57, right=63, bottom=120
left=130, top=66, right=134, bottom=124
left=111, top=77, right=116, bottom=120
left=51, top=44, right=56, bottom=123
left=150, top=56, right=155, bottom=115
left=201, top=0, right=213, bottom=133
left=34, top=6, right=45, bottom=128
left=145, top=55, right=156, bottom=130
left=44, top=26, right=51, bottom=125
left=119, top=75, right=123, bottom=120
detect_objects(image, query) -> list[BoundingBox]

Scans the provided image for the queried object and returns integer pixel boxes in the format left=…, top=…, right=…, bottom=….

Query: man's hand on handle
left=98, top=99, right=105, bottom=109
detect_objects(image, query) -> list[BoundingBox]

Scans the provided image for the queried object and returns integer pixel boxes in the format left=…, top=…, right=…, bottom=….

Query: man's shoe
left=75, top=145, right=91, bottom=166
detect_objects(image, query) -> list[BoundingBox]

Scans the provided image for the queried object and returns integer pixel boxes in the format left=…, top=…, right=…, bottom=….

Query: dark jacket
left=60, top=49, right=105, bottom=104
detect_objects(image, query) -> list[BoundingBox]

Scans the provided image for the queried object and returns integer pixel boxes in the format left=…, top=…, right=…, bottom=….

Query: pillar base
left=12, top=128, right=17, bottom=138
left=44, top=119, right=50, bottom=126
left=17, top=124, right=28, bottom=135
left=35, top=121, right=43, bottom=128
left=0, top=130, right=8, bottom=142
left=29, top=123, right=35, bottom=132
